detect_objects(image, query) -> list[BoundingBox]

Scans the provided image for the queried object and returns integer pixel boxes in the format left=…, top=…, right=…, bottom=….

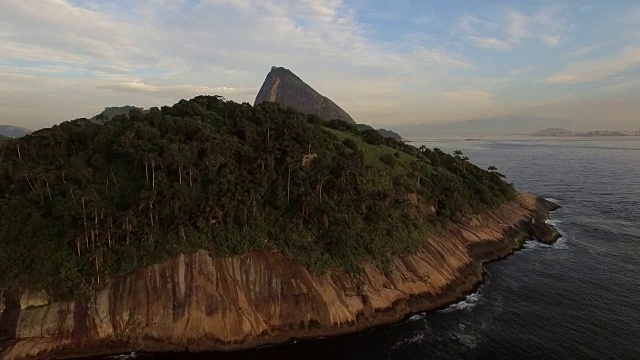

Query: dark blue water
left=103, top=137, right=640, bottom=360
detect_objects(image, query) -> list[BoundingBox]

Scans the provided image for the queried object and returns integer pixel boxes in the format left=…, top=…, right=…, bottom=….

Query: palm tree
left=453, top=149, right=463, bottom=157
left=487, top=165, right=506, bottom=178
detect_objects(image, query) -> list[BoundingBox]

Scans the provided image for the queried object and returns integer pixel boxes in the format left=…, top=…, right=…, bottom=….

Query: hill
left=355, top=124, right=403, bottom=140
left=532, top=128, right=573, bottom=136
left=376, top=128, right=403, bottom=141
left=0, top=124, right=31, bottom=138
left=254, top=66, right=355, bottom=124
left=0, top=95, right=515, bottom=300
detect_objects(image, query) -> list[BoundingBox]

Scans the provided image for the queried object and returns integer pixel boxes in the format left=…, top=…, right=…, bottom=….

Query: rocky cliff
left=254, top=67, right=356, bottom=124
left=0, top=193, right=559, bottom=360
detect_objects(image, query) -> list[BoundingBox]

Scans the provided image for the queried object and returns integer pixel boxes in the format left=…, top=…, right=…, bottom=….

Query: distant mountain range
left=0, top=125, right=31, bottom=138
left=531, top=128, right=573, bottom=136
left=398, top=115, right=575, bottom=137
left=532, top=128, right=640, bottom=137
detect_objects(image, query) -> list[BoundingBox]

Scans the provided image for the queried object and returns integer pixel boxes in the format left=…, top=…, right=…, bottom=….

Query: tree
left=0, top=95, right=517, bottom=300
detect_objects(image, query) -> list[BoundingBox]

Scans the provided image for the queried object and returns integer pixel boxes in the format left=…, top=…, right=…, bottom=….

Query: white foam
left=391, top=329, right=430, bottom=349
left=453, top=328, right=479, bottom=349
left=523, top=238, right=553, bottom=250
left=108, top=353, right=139, bottom=360
left=522, top=235, right=568, bottom=251
left=545, top=218, right=563, bottom=226
left=439, top=290, right=482, bottom=313
left=408, top=312, right=426, bottom=322
left=544, top=197, right=561, bottom=204
left=552, top=236, right=569, bottom=250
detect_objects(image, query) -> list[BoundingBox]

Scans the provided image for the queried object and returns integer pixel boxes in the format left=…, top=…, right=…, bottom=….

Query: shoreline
left=0, top=194, right=560, bottom=360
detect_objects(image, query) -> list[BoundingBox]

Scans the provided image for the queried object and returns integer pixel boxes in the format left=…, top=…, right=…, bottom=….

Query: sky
left=1, top=0, right=640, bottom=131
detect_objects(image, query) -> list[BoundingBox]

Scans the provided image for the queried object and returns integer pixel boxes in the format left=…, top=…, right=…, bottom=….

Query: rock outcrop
left=254, top=67, right=356, bottom=124
left=90, top=106, right=144, bottom=124
left=0, top=193, right=559, bottom=360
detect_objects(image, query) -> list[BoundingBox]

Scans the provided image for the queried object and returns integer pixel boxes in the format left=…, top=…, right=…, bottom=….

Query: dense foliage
left=0, top=96, right=515, bottom=299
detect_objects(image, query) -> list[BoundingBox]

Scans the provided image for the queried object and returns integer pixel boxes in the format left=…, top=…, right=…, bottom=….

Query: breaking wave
left=439, top=290, right=482, bottom=313
left=107, top=353, right=140, bottom=360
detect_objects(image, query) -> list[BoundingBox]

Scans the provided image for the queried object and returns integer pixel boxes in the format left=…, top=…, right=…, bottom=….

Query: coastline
left=0, top=193, right=560, bottom=360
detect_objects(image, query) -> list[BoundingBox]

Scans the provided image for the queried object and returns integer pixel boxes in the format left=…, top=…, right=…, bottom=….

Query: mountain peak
left=254, top=66, right=355, bottom=124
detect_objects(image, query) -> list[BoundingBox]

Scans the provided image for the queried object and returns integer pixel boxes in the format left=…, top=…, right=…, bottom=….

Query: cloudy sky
left=1, top=0, right=639, bottom=130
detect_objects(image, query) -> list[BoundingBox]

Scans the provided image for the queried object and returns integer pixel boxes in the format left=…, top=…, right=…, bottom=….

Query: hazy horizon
left=1, top=0, right=640, bottom=131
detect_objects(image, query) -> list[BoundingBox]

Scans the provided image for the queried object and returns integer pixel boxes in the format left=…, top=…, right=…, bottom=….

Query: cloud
left=545, top=45, right=640, bottom=84
left=540, top=35, right=562, bottom=47
left=412, top=14, right=433, bottom=25
left=1, top=0, right=638, bottom=130
left=468, top=36, right=513, bottom=51
left=601, top=77, right=640, bottom=93
left=412, top=49, right=472, bottom=68
left=566, top=45, right=600, bottom=58
left=96, top=80, right=258, bottom=98
left=509, top=67, right=535, bottom=76
left=627, top=7, right=640, bottom=23
left=456, top=7, right=569, bottom=50
left=0, top=0, right=477, bottom=128
left=0, top=72, right=37, bottom=82
left=579, top=4, right=596, bottom=12
left=443, top=86, right=492, bottom=101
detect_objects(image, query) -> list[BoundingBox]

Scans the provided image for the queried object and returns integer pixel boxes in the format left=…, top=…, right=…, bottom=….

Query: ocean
left=99, top=136, right=640, bottom=360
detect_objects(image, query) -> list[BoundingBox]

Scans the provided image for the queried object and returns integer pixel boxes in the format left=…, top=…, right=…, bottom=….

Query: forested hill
left=0, top=95, right=515, bottom=299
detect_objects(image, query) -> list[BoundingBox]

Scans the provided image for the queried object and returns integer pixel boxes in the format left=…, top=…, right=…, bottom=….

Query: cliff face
left=254, top=67, right=356, bottom=124
left=0, top=193, right=558, bottom=360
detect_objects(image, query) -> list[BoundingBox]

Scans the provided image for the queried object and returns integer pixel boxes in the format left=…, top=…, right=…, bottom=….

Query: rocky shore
left=0, top=193, right=559, bottom=360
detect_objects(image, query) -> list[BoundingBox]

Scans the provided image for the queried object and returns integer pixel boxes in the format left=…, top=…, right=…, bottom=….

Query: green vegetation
left=0, top=96, right=515, bottom=299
